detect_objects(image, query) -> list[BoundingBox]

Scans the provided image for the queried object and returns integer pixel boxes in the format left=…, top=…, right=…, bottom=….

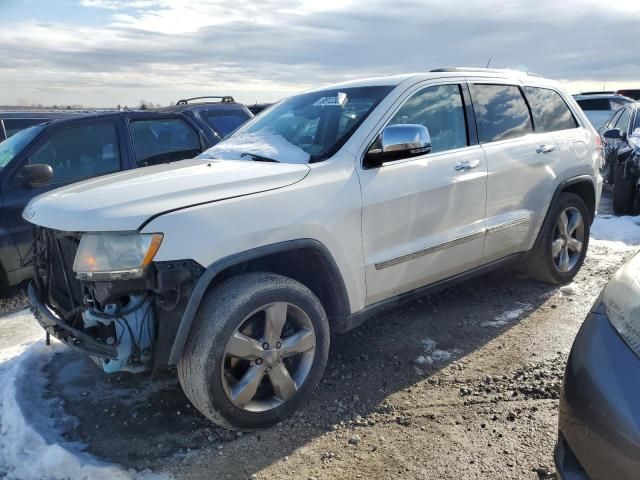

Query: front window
left=199, top=86, right=394, bottom=164
left=0, top=124, right=43, bottom=170
left=29, top=122, right=120, bottom=183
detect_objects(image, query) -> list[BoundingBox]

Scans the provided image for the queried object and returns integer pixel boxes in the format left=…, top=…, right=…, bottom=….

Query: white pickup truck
left=26, top=67, right=602, bottom=430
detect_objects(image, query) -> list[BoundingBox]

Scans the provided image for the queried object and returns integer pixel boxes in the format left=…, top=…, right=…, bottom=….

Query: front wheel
left=525, top=192, right=590, bottom=285
left=178, top=272, right=330, bottom=431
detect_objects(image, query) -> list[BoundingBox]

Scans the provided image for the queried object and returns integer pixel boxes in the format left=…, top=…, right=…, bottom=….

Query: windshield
left=199, top=86, right=394, bottom=164
left=0, top=124, right=43, bottom=170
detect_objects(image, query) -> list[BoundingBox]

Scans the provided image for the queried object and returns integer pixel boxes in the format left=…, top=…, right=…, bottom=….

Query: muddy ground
left=0, top=194, right=634, bottom=479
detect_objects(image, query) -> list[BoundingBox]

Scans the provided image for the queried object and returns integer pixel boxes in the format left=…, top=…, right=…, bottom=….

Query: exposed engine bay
left=29, top=227, right=203, bottom=373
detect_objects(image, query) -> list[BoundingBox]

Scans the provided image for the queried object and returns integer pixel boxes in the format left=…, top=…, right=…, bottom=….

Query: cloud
left=0, top=0, right=639, bottom=106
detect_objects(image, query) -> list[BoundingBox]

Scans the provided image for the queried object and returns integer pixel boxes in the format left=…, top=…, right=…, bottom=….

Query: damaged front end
left=28, top=227, right=203, bottom=373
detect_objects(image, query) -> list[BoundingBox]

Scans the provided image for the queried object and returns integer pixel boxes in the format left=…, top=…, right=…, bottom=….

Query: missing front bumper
left=28, top=282, right=118, bottom=360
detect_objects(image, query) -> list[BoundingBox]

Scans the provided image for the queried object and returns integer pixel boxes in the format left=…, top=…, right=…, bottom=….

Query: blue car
left=556, top=251, right=640, bottom=479
left=0, top=98, right=252, bottom=288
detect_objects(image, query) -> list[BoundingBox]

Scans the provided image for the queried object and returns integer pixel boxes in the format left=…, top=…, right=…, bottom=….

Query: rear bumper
left=28, top=282, right=117, bottom=359
left=556, top=304, right=640, bottom=480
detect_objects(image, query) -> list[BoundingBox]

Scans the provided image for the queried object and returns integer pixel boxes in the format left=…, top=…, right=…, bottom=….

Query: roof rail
left=430, top=67, right=542, bottom=78
left=176, top=96, right=235, bottom=105
left=577, top=91, right=616, bottom=96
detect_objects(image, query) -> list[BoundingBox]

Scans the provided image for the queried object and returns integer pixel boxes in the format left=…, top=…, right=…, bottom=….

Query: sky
left=1, top=0, right=639, bottom=107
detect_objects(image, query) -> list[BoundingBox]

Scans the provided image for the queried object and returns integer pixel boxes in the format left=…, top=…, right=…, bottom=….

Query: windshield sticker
left=313, top=92, right=348, bottom=107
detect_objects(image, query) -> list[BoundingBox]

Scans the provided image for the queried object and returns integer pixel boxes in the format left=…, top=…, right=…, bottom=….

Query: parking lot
left=0, top=192, right=637, bottom=479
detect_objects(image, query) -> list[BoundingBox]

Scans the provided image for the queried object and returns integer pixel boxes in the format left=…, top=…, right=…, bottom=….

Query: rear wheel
left=178, top=272, right=330, bottom=431
left=525, top=193, right=589, bottom=284
left=613, top=161, right=636, bottom=215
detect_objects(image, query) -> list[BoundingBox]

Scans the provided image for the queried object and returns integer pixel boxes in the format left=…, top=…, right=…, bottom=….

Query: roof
left=157, top=102, right=249, bottom=114
left=308, top=68, right=560, bottom=93
left=23, top=109, right=175, bottom=129
left=0, top=111, right=89, bottom=120
left=573, top=93, right=635, bottom=102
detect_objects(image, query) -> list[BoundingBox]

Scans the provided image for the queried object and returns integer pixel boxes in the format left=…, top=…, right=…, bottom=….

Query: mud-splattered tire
left=178, top=272, right=330, bottom=431
left=525, top=192, right=590, bottom=285
left=613, top=161, right=636, bottom=215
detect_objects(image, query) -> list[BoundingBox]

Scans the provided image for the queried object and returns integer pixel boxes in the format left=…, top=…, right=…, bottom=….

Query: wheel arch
left=168, top=239, right=351, bottom=365
left=531, top=175, right=596, bottom=255
left=559, top=176, right=597, bottom=223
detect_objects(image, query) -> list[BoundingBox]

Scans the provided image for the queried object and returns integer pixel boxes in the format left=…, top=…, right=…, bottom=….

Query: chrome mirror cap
left=366, top=124, right=431, bottom=167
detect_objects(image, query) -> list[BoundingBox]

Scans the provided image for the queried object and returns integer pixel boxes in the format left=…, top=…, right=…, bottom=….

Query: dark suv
left=600, top=102, right=640, bottom=214
left=157, top=96, right=253, bottom=141
left=0, top=102, right=250, bottom=289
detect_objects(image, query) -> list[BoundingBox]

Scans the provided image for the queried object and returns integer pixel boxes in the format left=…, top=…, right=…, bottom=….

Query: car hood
left=24, top=158, right=310, bottom=232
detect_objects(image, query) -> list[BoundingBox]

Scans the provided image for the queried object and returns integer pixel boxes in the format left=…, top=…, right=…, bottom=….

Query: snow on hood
left=0, top=311, right=167, bottom=480
left=24, top=158, right=310, bottom=232
left=199, top=129, right=311, bottom=164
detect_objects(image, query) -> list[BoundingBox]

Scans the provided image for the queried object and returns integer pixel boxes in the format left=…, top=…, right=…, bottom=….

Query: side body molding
left=168, top=238, right=351, bottom=364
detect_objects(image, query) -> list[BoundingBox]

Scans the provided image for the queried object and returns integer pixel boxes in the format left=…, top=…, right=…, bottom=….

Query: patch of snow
left=481, top=304, right=531, bottom=328
left=0, top=311, right=168, bottom=480
left=415, top=338, right=455, bottom=365
left=560, top=284, right=579, bottom=296
left=588, top=215, right=640, bottom=267
left=590, top=215, right=640, bottom=251
left=198, top=129, right=310, bottom=164
left=413, top=355, right=429, bottom=366
left=420, top=338, right=437, bottom=352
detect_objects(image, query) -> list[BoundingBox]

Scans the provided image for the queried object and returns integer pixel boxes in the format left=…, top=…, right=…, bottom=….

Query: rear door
left=127, top=116, right=204, bottom=167
left=359, top=81, right=488, bottom=305
left=3, top=119, right=123, bottom=262
left=468, top=82, right=561, bottom=262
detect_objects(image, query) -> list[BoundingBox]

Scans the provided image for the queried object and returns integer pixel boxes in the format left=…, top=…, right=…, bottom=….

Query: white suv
left=26, top=68, right=603, bottom=430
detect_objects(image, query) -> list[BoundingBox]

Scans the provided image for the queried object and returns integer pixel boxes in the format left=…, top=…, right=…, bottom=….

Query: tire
left=525, top=192, right=590, bottom=285
left=178, top=272, right=330, bottom=431
left=613, top=161, right=635, bottom=215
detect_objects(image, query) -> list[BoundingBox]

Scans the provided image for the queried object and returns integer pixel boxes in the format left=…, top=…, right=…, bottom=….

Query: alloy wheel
left=221, top=302, right=317, bottom=412
left=552, top=207, right=585, bottom=273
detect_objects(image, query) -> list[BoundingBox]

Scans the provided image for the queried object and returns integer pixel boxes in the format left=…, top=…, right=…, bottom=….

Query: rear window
left=576, top=98, right=610, bottom=111
left=4, top=118, right=47, bottom=138
left=204, top=111, right=250, bottom=138
left=524, top=87, right=577, bottom=132
left=469, top=84, right=533, bottom=143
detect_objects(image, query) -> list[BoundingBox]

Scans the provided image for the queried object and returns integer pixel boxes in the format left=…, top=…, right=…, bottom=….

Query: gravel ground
left=0, top=284, right=28, bottom=316
left=1, top=193, right=635, bottom=479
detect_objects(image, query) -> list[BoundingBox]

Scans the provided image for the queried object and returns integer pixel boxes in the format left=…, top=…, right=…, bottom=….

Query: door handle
left=536, top=144, right=555, bottom=154
left=455, top=160, right=481, bottom=171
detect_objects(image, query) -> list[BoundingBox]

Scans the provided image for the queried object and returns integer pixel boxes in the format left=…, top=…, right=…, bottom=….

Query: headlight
left=602, top=251, right=640, bottom=356
left=73, top=233, right=163, bottom=281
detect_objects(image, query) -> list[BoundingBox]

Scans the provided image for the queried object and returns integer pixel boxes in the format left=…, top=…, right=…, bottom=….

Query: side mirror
left=603, top=128, right=624, bottom=140
left=365, top=124, right=431, bottom=167
left=19, top=164, right=53, bottom=187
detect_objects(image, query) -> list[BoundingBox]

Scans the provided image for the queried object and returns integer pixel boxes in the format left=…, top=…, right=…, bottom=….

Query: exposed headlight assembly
left=73, top=233, right=163, bottom=281
left=602, top=252, right=640, bottom=356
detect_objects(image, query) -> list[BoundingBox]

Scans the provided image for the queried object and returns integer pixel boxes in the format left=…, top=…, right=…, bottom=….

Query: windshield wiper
left=241, top=152, right=279, bottom=163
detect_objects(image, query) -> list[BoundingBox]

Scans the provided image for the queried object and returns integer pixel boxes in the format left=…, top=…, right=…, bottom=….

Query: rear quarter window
left=524, top=87, right=577, bottom=132
left=469, top=84, right=533, bottom=143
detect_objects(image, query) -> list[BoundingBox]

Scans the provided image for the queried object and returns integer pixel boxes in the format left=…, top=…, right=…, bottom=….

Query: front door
left=358, top=82, right=488, bottom=305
